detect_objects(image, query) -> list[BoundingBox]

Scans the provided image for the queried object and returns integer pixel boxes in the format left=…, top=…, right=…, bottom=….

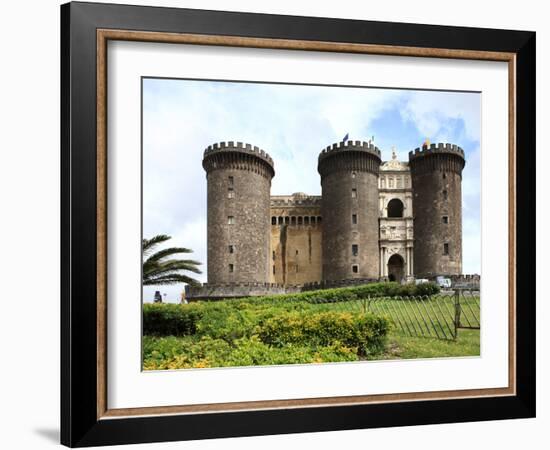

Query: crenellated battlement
left=318, top=140, right=381, bottom=163
left=203, top=141, right=274, bottom=167
left=270, top=194, right=322, bottom=207
left=408, top=143, right=465, bottom=162
left=318, top=140, right=382, bottom=176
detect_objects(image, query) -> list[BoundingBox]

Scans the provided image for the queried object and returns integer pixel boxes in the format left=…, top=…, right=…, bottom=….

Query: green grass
left=377, top=329, right=480, bottom=360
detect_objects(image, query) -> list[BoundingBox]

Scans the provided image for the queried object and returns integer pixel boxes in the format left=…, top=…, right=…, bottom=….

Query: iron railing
left=304, top=289, right=480, bottom=341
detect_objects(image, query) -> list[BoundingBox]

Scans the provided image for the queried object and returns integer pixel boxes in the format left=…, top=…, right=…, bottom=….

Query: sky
left=142, top=78, right=481, bottom=303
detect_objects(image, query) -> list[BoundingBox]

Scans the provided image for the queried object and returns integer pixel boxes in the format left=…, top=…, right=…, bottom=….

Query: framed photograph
left=61, top=1, right=535, bottom=447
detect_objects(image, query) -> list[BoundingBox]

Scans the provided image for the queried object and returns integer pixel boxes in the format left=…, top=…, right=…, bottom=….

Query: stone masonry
left=186, top=140, right=467, bottom=300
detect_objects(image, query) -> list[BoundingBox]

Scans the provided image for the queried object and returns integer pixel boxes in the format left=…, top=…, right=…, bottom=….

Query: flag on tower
left=342, top=133, right=349, bottom=143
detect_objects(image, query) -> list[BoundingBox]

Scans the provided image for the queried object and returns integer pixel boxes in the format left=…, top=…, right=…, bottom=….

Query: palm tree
left=142, top=235, right=202, bottom=287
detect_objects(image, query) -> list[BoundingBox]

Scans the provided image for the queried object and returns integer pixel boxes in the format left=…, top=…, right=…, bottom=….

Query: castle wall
left=409, top=144, right=465, bottom=278
left=192, top=140, right=467, bottom=300
left=203, top=142, right=274, bottom=284
left=318, top=141, right=381, bottom=281
left=270, top=197, right=322, bottom=285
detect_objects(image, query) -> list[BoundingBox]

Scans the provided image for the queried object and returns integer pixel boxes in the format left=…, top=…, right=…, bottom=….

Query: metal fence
left=308, top=289, right=480, bottom=341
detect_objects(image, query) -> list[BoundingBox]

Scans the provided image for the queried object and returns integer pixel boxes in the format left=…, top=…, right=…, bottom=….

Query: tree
left=142, top=235, right=202, bottom=287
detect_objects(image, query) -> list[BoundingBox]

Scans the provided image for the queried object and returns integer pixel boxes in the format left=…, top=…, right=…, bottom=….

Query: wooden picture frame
left=61, top=1, right=535, bottom=447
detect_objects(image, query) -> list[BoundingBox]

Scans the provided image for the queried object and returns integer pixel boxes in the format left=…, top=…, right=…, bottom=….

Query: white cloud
left=401, top=90, right=481, bottom=143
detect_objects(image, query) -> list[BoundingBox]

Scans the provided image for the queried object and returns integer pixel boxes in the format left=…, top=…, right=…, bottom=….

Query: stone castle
left=187, top=139, right=466, bottom=300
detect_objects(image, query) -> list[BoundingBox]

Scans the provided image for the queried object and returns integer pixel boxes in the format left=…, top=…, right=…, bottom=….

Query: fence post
left=453, top=289, right=460, bottom=340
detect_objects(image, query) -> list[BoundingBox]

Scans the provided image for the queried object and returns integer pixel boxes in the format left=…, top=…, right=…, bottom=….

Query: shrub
left=142, top=303, right=203, bottom=336
left=142, top=335, right=359, bottom=370
left=414, top=282, right=441, bottom=296
left=257, top=310, right=390, bottom=357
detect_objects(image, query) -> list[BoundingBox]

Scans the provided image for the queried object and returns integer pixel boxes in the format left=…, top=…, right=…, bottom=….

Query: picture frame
left=60, top=1, right=535, bottom=447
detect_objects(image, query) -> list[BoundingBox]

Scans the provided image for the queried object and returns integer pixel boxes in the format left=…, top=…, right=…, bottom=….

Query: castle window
left=351, top=171, right=356, bottom=179
left=443, top=172, right=447, bottom=179
left=291, top=216, right=296, bottom=226
left=229, top=264, right=234, bottom=273
left=227, top=216, right=234, bottom=225
left=296, top=250, right=299, bottom=256
left=285, top=216, right=290, bottom=225
left=227, top=188, right=234, bottom=198
left=443, top=190, right=448, bottom=200
left=396, top=177, right=402, bottom=188
left=278, top=216, right=283, bottom=225
left=389, top=178, right=394, bottom=188
left=228, top=245, right=235, bottom=254
left=298, top=216, right=303, bottom=225
left=351, top=189, right=357, bottom=198
left=272, top=216, right=277, bottom=225
left=272, top=251, right=276, bottom=260
left=442, top=216, right=449, bottom=224
left=443, top=243, right=449, bottom=255
left=352, top=244, right=359, bottom=256
left=352, top=214, right=357, bottom=225
left=387, top=198, right=404, bottom=218
left=228, top=176, right=234, bottom=186
left=304, top=216, right=310, bottom=225
left=273, top=265, right=276, bottom=274
left=311, top=216, right=316, bottom=225
left=352, top=265, right=359, bottom=274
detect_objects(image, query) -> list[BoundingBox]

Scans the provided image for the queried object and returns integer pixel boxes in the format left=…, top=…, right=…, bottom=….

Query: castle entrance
left=387, top=254, right=405, bottom=283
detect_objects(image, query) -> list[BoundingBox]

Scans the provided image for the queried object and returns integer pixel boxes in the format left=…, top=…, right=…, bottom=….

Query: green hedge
left=143, top=282, right=440, bottom=338
left=142, top=335, right=359, bottom=370
left=143, top=303, right=203, bottom=336
left=258, top=311, right=390, bottom=357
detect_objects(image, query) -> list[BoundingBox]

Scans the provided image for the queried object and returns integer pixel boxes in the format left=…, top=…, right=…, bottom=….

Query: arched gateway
left=387, top=253, right=405, bottom=282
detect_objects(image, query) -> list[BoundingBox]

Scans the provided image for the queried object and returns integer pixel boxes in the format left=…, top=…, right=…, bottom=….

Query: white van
left=435, top=276, right=452, bottom=289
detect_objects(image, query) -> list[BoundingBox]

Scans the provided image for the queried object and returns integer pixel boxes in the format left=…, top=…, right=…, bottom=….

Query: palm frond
left=142, top=234, right=171, bottom=257
left=144, top=247, right=194, bottom=264
left=142, top=235, right=202, bottom=287
left=143, top=274, right=202, bottom=287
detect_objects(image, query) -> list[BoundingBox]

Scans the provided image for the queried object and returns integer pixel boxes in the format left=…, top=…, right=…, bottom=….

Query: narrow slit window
left=271, top=216, right=277, bottom=225
left=443, top=190, right=448, bottom=200
left=352, top=265, right=359, bottom=273
left=352, top=244, right=359, bottom=256
left=227, top=216, right=234, bottom=225
left=227, top=188, right=234, bottom=198
left=228, top=245, right=235, bottom=254
left=228, top=176, right=234, bottom=186
left=352, top=214, right=357, bottom=225
left=443, top=243, right=449, bottom=255
left=351, top=189, right=357, bottom=198
left=442, top=216, right=449, bottom=224
left=229, top=264, right=234, bottom=273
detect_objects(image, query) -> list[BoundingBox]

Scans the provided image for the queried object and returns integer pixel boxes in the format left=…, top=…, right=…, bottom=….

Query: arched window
left=387, top=198, right=404, bottom=218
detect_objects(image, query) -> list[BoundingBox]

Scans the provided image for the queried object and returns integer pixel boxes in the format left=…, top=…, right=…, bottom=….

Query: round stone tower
left=318, top=140, right=382, bottom=281
left=202, top=141, right=274, bottom=284
left=408, top=143, right=465, bottom=278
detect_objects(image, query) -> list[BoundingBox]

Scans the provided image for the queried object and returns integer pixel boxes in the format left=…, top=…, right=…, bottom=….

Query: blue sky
left=143, top=78, right=480, bottom=302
